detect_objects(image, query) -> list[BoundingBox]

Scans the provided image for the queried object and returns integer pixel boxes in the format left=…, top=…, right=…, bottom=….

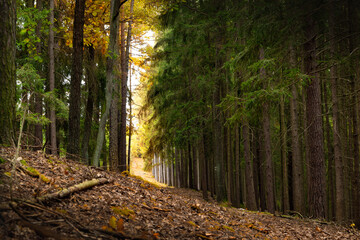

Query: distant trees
left=145, top=0, right=360, bottom=225
left=1, top=0, right=159, bottom=170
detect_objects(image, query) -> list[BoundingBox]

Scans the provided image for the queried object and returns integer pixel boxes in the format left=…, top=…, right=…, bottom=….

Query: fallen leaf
left=109, top=216, right=117, bottom=230
left=116, top=218, right=124, bottom=232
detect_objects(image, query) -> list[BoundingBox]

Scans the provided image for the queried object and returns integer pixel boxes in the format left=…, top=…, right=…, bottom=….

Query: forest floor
left=0, top=147, right=359, bottom=239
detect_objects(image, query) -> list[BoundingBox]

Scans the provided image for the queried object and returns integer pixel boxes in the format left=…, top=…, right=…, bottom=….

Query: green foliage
left=16, top=63, right=68, bottom=126
left=17, top=3, right=50, bottom=62
left=16, top=63, right=44, bottom=95
left=43, top=91, right=69, bottom=120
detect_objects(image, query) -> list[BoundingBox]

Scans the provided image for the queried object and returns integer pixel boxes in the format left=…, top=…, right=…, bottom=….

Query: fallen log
left=37, top=178, right=112, bottom=202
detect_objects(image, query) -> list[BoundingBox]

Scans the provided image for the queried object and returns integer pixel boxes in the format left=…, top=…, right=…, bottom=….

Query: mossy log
left=36, top=178, right=112, bottom=202
left=19, top=164, right=51, bottom=183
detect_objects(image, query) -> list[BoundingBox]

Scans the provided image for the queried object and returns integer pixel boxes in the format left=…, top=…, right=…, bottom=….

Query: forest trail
left=130, top=157, right=167, bottom=188
left=1, top=147, right=359, bottom=239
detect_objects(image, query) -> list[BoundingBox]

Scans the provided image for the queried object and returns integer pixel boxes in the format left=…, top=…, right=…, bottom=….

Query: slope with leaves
left=0, top=147, right=359, bottom=239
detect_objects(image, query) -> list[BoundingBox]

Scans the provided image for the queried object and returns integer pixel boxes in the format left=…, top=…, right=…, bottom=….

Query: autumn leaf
left=152, top=232, right=160, bottom=239
left=116, top=218, right=124, bottom=232
left=101, top=225, right=108, bottom=230
left=109, top=216, right=117, bottom=230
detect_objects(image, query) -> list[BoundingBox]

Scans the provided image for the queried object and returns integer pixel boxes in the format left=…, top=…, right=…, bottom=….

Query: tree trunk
left=226, top=125, right=232, bottom=205
left=48, top=0, right=57, bottom=155
left=188, top=144, right=193, bottom=189
left=234, top=123, right=241, bottom=208
left=280, top=95, right=290, bottom=213
left=175, top=147, right=181, bottom=187
left=92, top=0, right=126, bottom=166
left=199, top=131, right=208, bottom=200
left=214, top=87, right=226, bottom=202
left=127, top=60, right=133, bottom=171
left=119, top=0, right=134, bottom=172
left=348, top=0, right=360, bottom=226
left=289, top=46, right=304, bottom=214
left=81, top=46, right=96, bottom=163
left=260, top=47, right=275, bottom=213
left=0, top=0, right=16, bottom=146
left=67, top=0, right=86, bottom=159
left=303, top=13, right=326, bottom=219
left=33, top=0, right=43, bottom=151
left=243, top=120, right=257, bottom=211
left=109, top=62, right=119, bottom=171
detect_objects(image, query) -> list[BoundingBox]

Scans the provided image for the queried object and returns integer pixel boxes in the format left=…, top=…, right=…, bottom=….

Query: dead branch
left=36, top=178, right=112, bottom=202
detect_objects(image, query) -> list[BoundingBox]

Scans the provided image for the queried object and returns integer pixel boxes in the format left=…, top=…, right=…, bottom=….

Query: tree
left=260, top=47, right=275, bottom=214
left=328, top=0, right=344, bottom=221
left=289, top=45, right=304, bottom=214
left=33, top=0, right=44, bottom=151
left=303, top=5, right=326, bottom=218
left=48, top=0, right=57, bottom=155
left=92, top=0, right=128, bottom=167
left=67, top=0, right=86, bottom=159
left=0, top=0, right=16, bottom=146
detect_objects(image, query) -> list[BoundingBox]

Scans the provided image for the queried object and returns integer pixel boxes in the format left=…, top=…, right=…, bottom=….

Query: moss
left=132, top=175, right=162, bottom=188
left=0, top=156, right=5, bottom=164
left=219, top=201, right=231, bottom=208
left=222, top=225, right=235, bottom=232
left=39, top=174, right=51, bottom=183
left=20, top=159, right=27, bottom=166
left=187, top=221, right=198, bottom=228
left=55, top=208, right=68, bottom=215
left=24, top=166, right=50, bottom=183
left=26, top=166, right=40, bottom=176
left=111, top=206, right=135, bottom=217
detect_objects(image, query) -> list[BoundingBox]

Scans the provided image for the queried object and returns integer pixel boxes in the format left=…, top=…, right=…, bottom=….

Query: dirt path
left=130, top=157, right=167, bottom=187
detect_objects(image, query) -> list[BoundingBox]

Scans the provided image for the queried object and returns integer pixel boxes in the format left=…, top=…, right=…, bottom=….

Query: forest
left=1, top=0, right=360, bottom=238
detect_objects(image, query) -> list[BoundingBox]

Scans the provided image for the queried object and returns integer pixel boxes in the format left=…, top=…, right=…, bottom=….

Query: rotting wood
left=36, top=178, right=112, bottom=202
left=19, top=165, right=51, bottom=184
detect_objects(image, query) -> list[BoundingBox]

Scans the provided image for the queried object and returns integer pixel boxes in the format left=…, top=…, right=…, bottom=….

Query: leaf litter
left=0, top=147, right=359, bottom=239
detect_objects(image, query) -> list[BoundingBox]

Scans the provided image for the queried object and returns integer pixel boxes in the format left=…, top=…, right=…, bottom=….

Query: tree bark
left=234, top=123, right=241, bottom=208
left=67, top=0, right=86, bottom=159
left=0, top=0, right=16, bottom=146
left=260, top=47, right=275, bottom=213
left=243, top=120, right=257, bottom=211
left=81, top=46, right=96, bottom=163
left=48, top=0, right=57, bottom=155
left=109, top=66, right=119, bottom=171
left=280, top=95, right=290, bottom=213
left=175, top=147, right=181, bottom=187
left=199, top=131, right=208, bottom=200
left=92, top=0, right=126, bottom=166
left=326, top=1, right=341, bottom=221
left=33, top=0, right=43, bottom=151
left=37, top=178, right=112, bottom=202
left=289, top=46, right=304, bottom=214
left=348, top=0, right=360, bottom=226
left=303, top=13, right=326, bottom=219
left=214, top=83, right=226, bottom=202
left=226, top=125, right=233, bottom=205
